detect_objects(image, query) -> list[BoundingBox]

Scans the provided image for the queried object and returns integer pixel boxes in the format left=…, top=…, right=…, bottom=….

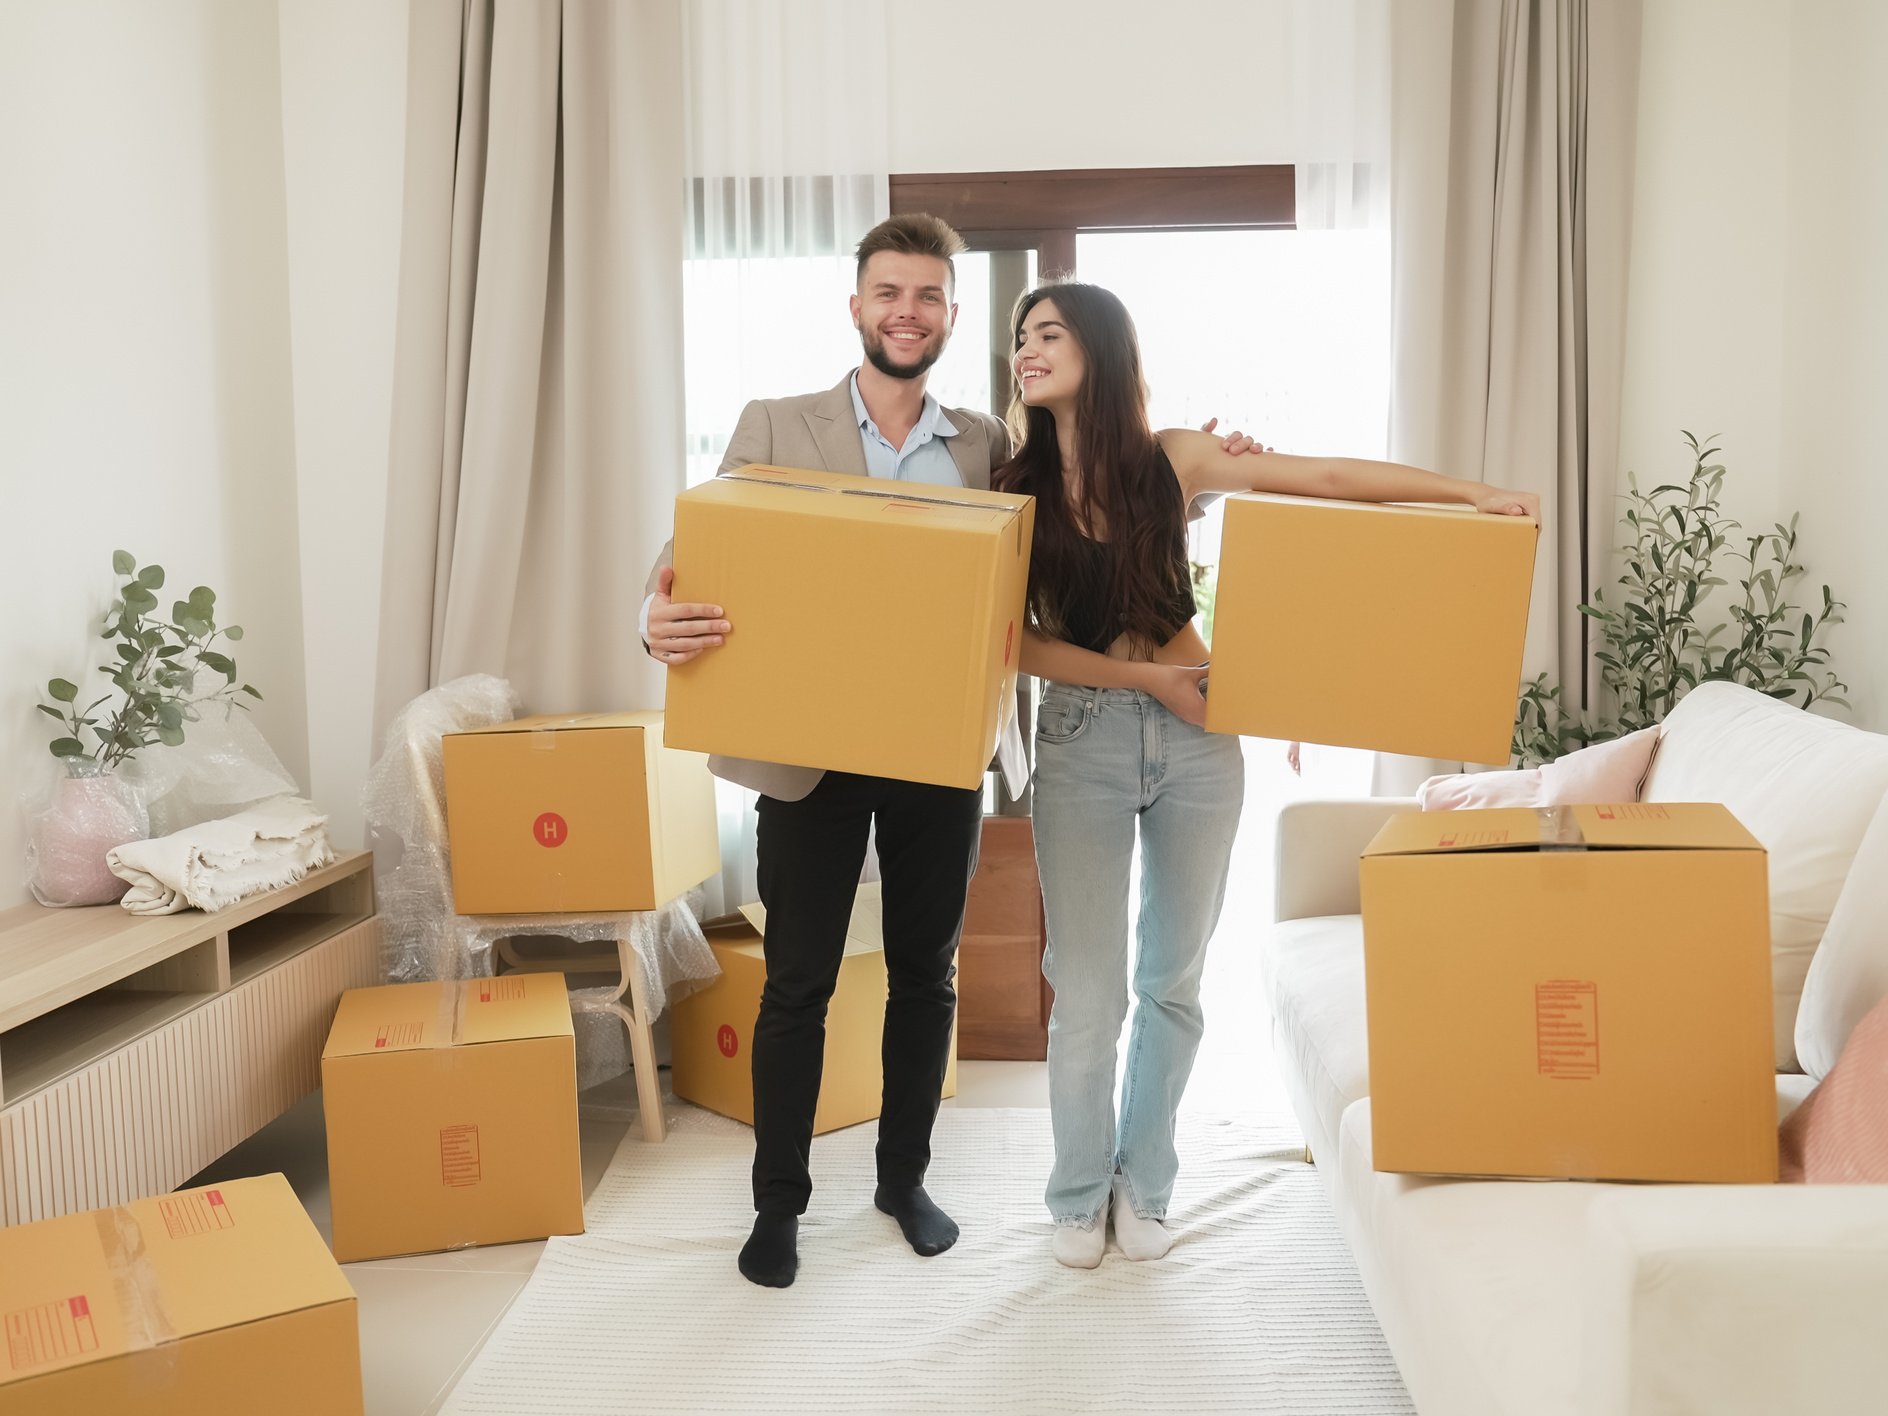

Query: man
left=644, top=214, right=1253, bottom=1288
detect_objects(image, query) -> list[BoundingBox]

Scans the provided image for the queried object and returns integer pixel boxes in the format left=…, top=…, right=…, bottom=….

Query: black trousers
left=750, top=770, right=983, bottom=1215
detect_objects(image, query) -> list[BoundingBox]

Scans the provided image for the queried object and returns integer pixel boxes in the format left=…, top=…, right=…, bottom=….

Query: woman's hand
left=1473, top=484, right=1540, bottom=519
left=1141, top=663, right=1210, bottom=727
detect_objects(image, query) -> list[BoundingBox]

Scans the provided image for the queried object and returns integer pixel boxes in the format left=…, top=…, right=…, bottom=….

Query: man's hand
left=1201, top=416, right=1273, bottom=457
left=646, top=566, right=730, bottom=666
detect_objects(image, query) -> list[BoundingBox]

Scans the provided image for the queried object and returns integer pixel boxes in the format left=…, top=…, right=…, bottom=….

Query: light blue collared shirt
left=849, top=372, right=963, bottom=486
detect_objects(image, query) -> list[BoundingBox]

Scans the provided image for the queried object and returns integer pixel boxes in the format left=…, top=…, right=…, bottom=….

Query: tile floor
left=188, top=736, right=1334, bottom=1415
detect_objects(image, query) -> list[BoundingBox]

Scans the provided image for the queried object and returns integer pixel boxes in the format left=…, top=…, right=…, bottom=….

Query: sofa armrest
left=1581, top=1185, right=1888, bottom=1415
left=1273, top=797, right=1416, bottom=923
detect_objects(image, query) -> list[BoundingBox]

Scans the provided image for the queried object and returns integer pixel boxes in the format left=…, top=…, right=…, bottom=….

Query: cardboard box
left=1361, top=802, right=1776, bottom=1182
left=1204, top=493, right=1538, bottom=764
left=663, top=464, right=1033, bottom=788
left=442, top=710, right=719, bottom=915
left=671, top=883, right=957, bottom=1131
left=321, top=973, right=584, bottom=1262
left=0, top=1173, right=361, bottom=1416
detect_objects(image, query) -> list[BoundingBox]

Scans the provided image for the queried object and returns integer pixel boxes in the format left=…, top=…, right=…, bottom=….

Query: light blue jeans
left=1032, top=683, right=1245, bottom=1227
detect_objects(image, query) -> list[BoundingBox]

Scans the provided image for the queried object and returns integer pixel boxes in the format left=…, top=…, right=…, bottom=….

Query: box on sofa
left=1361, top=802, right=1776, bottom=1183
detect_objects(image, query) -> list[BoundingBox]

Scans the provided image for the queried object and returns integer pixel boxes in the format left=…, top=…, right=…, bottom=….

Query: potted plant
left=28, top=551, right=261, bottom=906
left=1512, top=433, right=1847, bottom=766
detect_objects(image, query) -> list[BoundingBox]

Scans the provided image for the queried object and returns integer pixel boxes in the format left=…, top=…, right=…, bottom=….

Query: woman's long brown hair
left=992, top=282, right=1190, bottom=653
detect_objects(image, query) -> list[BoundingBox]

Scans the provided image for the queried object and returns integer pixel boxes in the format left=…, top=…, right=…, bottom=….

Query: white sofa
left=1263, top=682, right=1888, bottom=1415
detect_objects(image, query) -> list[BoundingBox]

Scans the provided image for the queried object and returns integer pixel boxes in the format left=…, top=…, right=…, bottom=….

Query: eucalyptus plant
left=1512, top=433, right=1847, bottom=766
left=38, top=550, right=261, bottom=771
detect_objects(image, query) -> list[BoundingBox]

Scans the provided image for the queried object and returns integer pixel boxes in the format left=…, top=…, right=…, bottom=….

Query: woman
left=994, top=283, right=1537, bottom=1268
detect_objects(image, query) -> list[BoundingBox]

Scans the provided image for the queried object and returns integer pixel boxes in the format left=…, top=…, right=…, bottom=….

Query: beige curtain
left=1375, top=0, right=1641, bottom=792
left=373, top=0, right=684, bottom=741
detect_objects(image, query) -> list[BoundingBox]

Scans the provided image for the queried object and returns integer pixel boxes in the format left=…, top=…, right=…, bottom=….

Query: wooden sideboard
left=957, top=816, right=1051, bottom=1060
left=0, top=851, right=380, bottom=1226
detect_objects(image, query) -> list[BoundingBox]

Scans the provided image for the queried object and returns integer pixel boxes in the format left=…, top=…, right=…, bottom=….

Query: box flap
left=738, top=881, right=883, bottom=958
left=323, top=975, right=574, bottom=1058
left=0, top=1174, right=351, bottom=1387
left=1230, top=490, right=1540, bottom=534
left=1365, top=802, right=1762, bottom=858
left=446, top=711, right=661, bottom=740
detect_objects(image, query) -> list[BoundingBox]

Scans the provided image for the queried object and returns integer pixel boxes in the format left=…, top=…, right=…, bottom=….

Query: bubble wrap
left=361, top=675, right=720, bottom=1090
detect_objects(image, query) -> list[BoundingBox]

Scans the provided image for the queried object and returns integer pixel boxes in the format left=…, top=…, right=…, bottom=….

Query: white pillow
left=1644, top=682, right=1888, bottom=1071
left=1796, top=792, right=1888, bottom=1080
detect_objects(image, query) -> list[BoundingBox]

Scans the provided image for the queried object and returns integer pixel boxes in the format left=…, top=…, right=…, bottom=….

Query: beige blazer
left=646, top=371, right=1013, bottom=801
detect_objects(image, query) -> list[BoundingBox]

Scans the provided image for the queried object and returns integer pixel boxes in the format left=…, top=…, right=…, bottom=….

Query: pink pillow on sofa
left=1417, top=727, right=1661, bottom=811
left=1782, top=990, right=1888, bottom=1182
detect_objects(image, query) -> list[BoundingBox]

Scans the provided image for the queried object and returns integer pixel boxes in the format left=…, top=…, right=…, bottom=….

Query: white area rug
left=441, top=1107, right=1412, bottom=1415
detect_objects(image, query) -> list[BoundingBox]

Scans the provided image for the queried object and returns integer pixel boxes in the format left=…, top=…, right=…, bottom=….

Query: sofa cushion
left=1417, top=726, right=1659, bottom=811
left=1782, top=990, right=1888, bottom=1182
left=1796, top=792, right=1888, bottom=1079
left=1642, top=682, right=1888, bottom=1070
left=1259, top=916, right=1369, bottom=1174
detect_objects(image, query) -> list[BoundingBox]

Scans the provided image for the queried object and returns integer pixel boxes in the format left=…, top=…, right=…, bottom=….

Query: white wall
left=1618, top=0, right=1886, bottom=730
left=886, top=0, right=1295, bottom=172
left=0, top=0, right=308, bottom=908
left=277, top=0, right=410, bottom=852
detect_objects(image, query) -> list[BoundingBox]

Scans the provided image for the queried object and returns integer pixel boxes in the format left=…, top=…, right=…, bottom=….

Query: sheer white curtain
left=680, top=0, right=891, bottom=915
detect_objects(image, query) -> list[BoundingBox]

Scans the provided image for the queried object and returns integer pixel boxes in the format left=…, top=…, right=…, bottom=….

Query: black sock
left=738, top=1212, right=799, bottom=1288
left=874, top=1184, right=959, bottom=1257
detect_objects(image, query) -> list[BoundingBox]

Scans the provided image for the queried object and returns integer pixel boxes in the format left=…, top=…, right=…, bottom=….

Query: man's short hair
left=854, top=213, right=967, bottom=291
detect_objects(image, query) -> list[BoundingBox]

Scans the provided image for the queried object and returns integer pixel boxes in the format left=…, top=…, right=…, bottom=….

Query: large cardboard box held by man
left=671, top=884, right=957, bottom=1131
left=663, top=465, right=1033, bottom=788
left=0, top=1173, right=361, bottom=1416
left=1204, top=493, right=1537, bottom=764
left=322, top=973, right=584, bottom=1263
left=442, top=711, right=719, bottom=915
left=1360, top=802, right=1776, bottom=1183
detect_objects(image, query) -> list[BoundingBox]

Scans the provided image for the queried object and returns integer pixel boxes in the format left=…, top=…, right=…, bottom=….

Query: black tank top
left=1033, top=448, right=1197, bottom=655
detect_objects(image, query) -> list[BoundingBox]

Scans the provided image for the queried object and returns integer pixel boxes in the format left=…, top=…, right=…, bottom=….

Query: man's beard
left=861, top=328, right=943, bottom=381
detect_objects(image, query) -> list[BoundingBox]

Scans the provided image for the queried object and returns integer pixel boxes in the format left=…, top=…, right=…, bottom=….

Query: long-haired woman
left=994, top=282, right=1537, bottom=1268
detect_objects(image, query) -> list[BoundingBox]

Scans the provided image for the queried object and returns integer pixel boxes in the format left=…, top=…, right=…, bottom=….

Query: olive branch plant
left=1512, top=433, right=1847, bottom=767
left=38, top=550, right=262, bottom=771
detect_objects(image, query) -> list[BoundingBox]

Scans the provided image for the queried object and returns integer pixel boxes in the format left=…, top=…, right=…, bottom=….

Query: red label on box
left=160, top=1189, right=236, bottom=1239
left=1593, top=803, right=1670, bottom=822
left=477, top=978, right=527, bottom=1004
left=440, top=1125, right=482, bottom=1187
left=1536, top=980, right=1601, bottom=1079
left=5, top=1297, right=99, bottom=1371
left=374, top=1021, right=426, bottom=1049
left=717, top=1024, right=739, bottom=1059
left=533, top=812, right=569, bottom=847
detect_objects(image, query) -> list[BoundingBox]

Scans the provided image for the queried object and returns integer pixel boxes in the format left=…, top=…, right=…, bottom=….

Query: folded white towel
left=107, top=794, right=337, bottom=915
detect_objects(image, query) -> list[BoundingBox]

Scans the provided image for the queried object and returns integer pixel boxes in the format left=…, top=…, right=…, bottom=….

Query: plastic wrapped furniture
left=361, top=675, right=718, bottom=1133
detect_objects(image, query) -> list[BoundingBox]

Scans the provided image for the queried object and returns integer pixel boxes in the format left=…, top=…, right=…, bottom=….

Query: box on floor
left=322, top=972, right=584, bottom=1263
left=1361, top=802, right=1776, bottom=1183
left=1205, top=492, right=1537, bottom=765
left=663, top=464, right=1033, bottom=788
left=0, top=1173, right=360, bottom=1416
left=671, top=883, right=957, bottom=1131
left=443, top=710, right=719, bottom=915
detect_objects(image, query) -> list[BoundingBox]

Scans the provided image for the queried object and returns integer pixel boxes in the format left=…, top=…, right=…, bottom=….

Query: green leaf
left=137, top=564, right=165, bottom=589
left=156, top=724, right=186, bottom=748
left=155, top=701, right=184, bottom=730
left=188, top=586, right=216, bottom=613
left=37, top=703, right=66, bottom=720
left=122, top=585, right=158, bottom=615
left=115, top=643, right=139, bottom=663
left=112, top=550, right=135, bottom=576
left=50, top=737, right=87, bottom=757
left=240, top=684, right=263, bottom=699
left=200, top=650, right=235, bottom=677
left=48, top=678, right=79, bottom=702
left=223, top=625, right=243, bottom=641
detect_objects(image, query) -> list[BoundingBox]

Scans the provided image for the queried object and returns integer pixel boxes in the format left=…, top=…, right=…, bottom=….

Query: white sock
left=1111, top=1178, right=1172, bottom=1261
left=1051, top=1220, right=1105, bottom=1269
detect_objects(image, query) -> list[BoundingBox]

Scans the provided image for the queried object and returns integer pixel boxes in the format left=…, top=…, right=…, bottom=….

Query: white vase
left=26, top=766, right=149, bottom=907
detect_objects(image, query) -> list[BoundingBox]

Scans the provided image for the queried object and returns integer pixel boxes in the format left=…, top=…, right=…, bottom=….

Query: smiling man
left=642, top=215, right=1007, bottom=1289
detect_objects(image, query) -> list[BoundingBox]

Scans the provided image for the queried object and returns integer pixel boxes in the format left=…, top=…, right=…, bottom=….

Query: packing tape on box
left=719, top=469, right=1027, bottom=514
left=1534, top=805, right=1588, bottom=850
left=94, top=1205, right=180, bottom=1359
